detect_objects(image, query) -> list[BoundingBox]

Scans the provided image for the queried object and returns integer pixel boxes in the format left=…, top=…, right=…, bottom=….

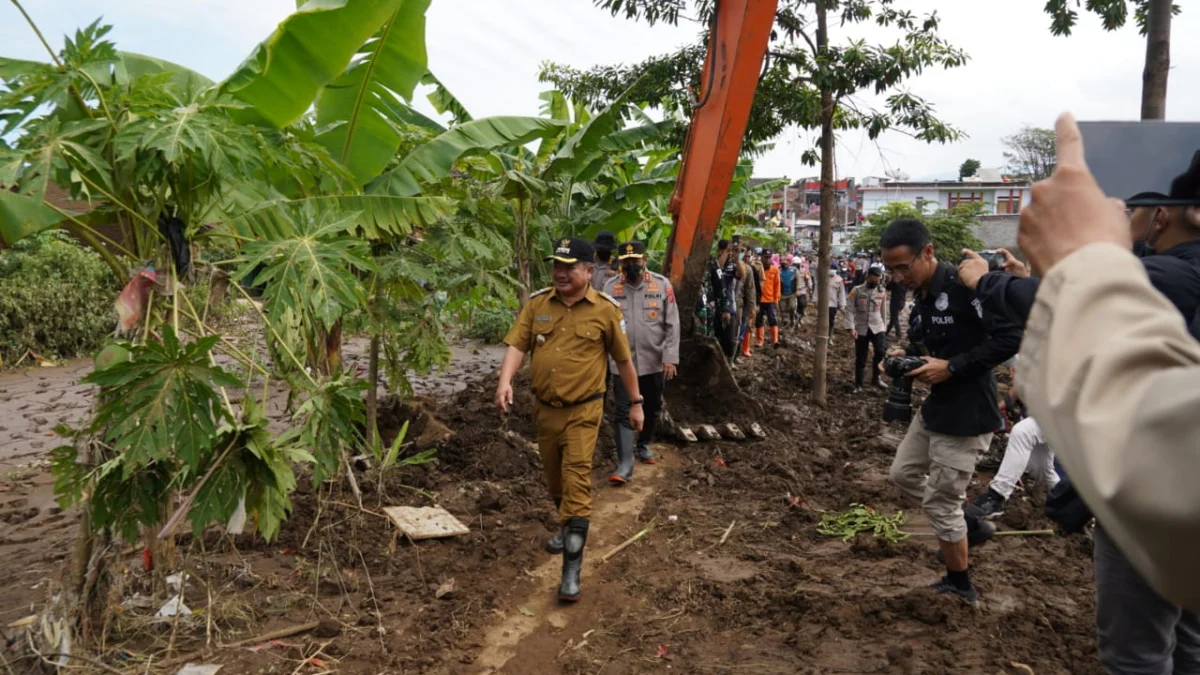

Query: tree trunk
left=515, top=195, right=531, bottom=307
left=365, top=334, right=380, bottom=446
left=1140, top=0, right=1171, bottom=120
left=812, top=2, right=834, bottom=409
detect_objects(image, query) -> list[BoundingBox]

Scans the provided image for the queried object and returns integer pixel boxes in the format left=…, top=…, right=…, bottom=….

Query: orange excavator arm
left=665, top=0, right=779, bottom=334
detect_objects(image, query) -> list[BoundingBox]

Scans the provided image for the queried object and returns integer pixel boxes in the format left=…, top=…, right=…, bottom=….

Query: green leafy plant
left=817, top=504, right=910, bottom=543
left=851, top=201, right=984, bottom=257
left=0, top=230, right=118, bottom=364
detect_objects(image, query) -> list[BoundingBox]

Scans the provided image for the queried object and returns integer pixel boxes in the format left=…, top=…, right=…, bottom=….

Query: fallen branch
left=152, top=620, right=322, bottom=670
left=718, top=520, right=736, bottom=547
left=600, top=517, right=659, bottom=563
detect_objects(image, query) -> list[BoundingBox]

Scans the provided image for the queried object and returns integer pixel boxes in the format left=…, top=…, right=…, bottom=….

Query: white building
left=857, top=177, right=1032, bottom=218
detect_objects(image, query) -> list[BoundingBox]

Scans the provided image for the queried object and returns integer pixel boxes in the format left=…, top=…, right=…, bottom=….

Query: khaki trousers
left=535, top=399, right=603, bottom=522
left=889, top=411, right=991, bottom=542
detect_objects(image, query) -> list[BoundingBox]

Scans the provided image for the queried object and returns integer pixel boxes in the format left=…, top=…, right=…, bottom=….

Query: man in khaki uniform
left=496, top=237, right=644, bottom=603
left=1012, top=115, right=1200, bottom=611
left=603, top=241, right=680, bottom=484
left=845, top=265, right=889, bottom=392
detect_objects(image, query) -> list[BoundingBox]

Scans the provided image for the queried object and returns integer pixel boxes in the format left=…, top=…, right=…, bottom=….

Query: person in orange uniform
left=755, top=249, right=782, bottom=346
left=495, top=237, right=645, bottom=604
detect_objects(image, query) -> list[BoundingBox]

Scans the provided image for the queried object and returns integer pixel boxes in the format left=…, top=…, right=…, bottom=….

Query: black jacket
left=975, top=241, right=1200, bottom=341
left=905, top=262, right=1023, bottom=436
left=886, top=280, right=907, bottom=310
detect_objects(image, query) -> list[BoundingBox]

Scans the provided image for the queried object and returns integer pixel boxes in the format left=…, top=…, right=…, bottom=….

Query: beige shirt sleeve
left=1019, top=242, right=1200, bottom=610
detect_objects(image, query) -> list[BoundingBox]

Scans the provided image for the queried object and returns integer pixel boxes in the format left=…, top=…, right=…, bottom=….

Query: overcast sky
left=3, top=1, right=1197, bottom=181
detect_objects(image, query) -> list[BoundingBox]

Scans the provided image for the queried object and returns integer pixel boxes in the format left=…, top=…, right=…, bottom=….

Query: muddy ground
left=0, top=312, right=1098, bottom=674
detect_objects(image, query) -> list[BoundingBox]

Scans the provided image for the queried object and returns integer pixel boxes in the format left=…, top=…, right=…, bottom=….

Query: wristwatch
left=630, top=397, right=645, bottom=405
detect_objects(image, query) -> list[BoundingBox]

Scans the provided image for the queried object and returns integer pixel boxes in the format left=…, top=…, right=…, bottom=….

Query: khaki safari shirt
left=845, top=283, right=889, bottom=334
left=1020, top=243, right=1200, bottom=610
left=603, top=271, right=681, bottom=375
left=504, top=286, right=632, bottom=405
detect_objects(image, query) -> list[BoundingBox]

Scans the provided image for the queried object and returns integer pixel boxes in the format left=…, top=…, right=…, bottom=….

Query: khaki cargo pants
left=535, top=399, right=603, bottom=522
left=889, top=411, right=992, bottom=542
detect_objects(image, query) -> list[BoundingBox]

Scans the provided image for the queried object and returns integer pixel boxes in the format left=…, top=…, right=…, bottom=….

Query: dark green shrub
left=464, top=302, right=515, bottom=344
left=0, top=231, right=119, bottom=364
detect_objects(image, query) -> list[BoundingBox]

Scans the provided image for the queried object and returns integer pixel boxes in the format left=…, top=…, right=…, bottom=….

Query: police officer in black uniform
left=879, top=218, right=1023, bottom=606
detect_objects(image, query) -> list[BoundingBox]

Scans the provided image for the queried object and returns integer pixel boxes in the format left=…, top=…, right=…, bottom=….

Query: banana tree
left=369, top=84, right=677, bottom=302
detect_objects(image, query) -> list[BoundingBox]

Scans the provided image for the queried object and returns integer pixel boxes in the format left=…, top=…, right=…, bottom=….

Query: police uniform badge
left=935, top=292, right=949, bottom=312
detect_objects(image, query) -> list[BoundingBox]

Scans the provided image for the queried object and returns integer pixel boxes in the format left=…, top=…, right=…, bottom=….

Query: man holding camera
left=879, top=218, right=1023, bottom=605
left=958, top=154, right=1200, bottom=672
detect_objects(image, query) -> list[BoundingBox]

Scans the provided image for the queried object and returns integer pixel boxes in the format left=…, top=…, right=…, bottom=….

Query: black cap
left=867, top=265, right=883, bottom=277
left=1168, top=151, right=1200, bottom=201
left=594, top=230, right=617, bottom=251
left=617, top=240, right=646, bottom=260
left=545, top=237, right=595, bottom=264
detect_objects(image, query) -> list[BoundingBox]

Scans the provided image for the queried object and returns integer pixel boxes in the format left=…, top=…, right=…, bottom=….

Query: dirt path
left=476, top=449, right=671, bottom=674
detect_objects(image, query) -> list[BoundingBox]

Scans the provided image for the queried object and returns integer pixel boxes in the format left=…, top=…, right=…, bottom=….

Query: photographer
left=879, top=219, right=1022, bottom=605
left=959, top=154, right=1200, bottom=671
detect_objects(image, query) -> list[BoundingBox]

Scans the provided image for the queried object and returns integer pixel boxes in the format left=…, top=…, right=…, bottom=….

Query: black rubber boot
left=546, top=498, right=564, bottom=553
left=609, top=425, right=635, bottom=485
left=557, top=517, right=589, bottom=603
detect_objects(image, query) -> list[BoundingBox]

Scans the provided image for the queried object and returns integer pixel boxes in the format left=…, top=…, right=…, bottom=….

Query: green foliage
left=852, top=201, right=984, bottom=256
left=222, top=0, right=407, bottom=128
left=313, top=0, right=432, bottom=184
left=1002, top=126, right=1057, bottom=180
left=51, top=327, right=246, bottom=541
left=958, top=158, right=980, bottom=180
left=85, top=328, right=241, bottom=473
left=1043, top=0, right=1180, bottom=36
left=817, top=503, right=910, bottom=543
left=465, top=299, right=517, bottom=344
left=541, top=0, right=968, bottom=156
left=234, top=207, right=375, bottom=331
left=0, top=230, right=118, bottom=364
left=277, top=373, right=368, bottom=485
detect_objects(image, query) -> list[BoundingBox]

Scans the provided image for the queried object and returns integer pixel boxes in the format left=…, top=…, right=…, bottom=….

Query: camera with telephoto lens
left=882, top=355, right=927, bottom=423
left=964, top=250, right=1006, bottom=272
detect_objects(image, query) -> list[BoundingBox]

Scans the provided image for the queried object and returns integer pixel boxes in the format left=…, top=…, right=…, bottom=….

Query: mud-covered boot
left=557, top=517, right=590, bottom=603
left=546, top=498, right=564, bottom=553
left=636, top=443, right=657, bottom=464
left=608, top=425, right=636, bottom=485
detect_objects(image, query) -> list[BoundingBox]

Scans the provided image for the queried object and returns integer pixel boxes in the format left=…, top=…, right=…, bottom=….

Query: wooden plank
left=382, top=505, right=470, bottom=540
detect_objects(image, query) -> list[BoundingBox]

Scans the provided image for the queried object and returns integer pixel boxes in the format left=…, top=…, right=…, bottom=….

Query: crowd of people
left=494, top=113, right=1200, bottom=673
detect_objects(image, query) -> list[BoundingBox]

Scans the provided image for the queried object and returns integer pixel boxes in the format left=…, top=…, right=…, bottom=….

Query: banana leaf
left=315, top=0, right=432, bottom=184
left=222, top=0, right=405, bottom=128
left=369, top=116, right=567, bottom=197
left=0, top=190, right=63, bottom=245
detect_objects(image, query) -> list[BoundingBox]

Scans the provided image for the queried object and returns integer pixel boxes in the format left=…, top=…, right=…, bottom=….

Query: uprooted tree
left=541, top=0, right=967, bottom=407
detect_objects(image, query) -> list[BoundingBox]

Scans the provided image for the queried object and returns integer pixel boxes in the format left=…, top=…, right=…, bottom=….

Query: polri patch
left=535, top=315, right=552, bottom=322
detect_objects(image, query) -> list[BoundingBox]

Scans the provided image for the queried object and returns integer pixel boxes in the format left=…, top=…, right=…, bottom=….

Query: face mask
left=867, top=281, right=878, bottom=288
left=1133, top=210, right=1162, bottom=258
left=624, top=263, right=644, bottom=281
